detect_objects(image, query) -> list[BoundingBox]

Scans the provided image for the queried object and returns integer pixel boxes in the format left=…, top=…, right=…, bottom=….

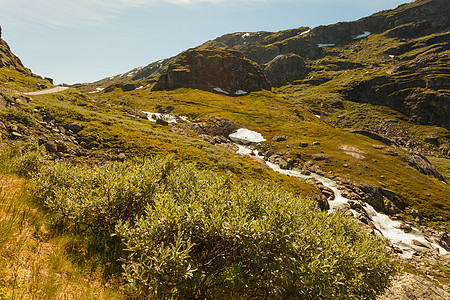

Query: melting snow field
left=229, top=128, right=265, bottom=144
left=233, top=143, right=448, bottom=258
left=353, top=31, right=371, bottom=39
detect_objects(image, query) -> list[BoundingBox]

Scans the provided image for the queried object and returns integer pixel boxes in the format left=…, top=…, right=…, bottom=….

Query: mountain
left=0, top=26, right=31, bottom=75
left=1, top=0, right=450, bottom=298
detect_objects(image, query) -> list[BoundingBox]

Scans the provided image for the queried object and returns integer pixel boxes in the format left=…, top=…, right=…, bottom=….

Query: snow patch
left=300, top=29, right=311, bottom=36
left=314, top=114, right=321, bottom=118
left=234, top=90, right=248, bottom=95
left=242, top=32, right=250, bottom=38
left=229, top=128, right=265, bottom=144
left=269, top=54, right=286, bottom=63
left=318, top=44, right=335, bottom=48
left=213, top=87, right=229, bottom=95
left=353, top=31, right=371, bottom=39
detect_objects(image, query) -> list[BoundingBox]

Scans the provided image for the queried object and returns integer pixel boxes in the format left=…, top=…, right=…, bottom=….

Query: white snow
left=314, top=114, right=321, bottom=118
left=229, top=128, right=265, bottom=144
left=136, top=86, right=144, bottom=90
left=300, top=29, right=311, bottom=36
left=144, top=112, right=177, bottom=124
left=236, top=145, right=253, bottom=155
left=234, top=90, right=248, bottom=95
left=389, top=55, right=395, bottom=58
left=213, top=87, right=230, bottom=95
left=353, top=31, right=371, bottom=39
left=242, top=32, right=250, bottom=38
left=269, top=54, right=286, bottom=63
left=318, top=43, right=335, bottom=48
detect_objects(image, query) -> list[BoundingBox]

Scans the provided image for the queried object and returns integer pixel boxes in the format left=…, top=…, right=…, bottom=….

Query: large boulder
left=152, top=47, right=271, bottom=94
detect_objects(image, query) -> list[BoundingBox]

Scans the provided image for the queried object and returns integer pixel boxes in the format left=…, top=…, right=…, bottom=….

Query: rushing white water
left=233, top=143, right=448, bottom=258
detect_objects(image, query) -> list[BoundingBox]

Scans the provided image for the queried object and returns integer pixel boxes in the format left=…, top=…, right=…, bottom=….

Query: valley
left=0, top=0, right=449, bottom=299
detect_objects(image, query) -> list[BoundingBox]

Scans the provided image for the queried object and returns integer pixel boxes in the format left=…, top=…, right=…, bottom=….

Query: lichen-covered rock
left=263, top=54, right=307, bottom=86
left=152, top=47, right=271, bottom=93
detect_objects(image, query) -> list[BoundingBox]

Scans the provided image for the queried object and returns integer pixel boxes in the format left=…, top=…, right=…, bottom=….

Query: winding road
left=22, top=86, right=69, bottom=96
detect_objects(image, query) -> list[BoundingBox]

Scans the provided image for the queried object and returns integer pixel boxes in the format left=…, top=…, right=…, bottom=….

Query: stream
left=232, top=130, right=448, bottom=259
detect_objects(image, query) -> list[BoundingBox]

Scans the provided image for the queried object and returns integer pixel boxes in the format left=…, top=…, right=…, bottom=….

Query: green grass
left=0, top=174, right=124, bottom=299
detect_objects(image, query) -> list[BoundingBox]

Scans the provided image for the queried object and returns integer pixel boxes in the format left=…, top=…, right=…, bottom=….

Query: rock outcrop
left=152, top=47, right=271, bottom=94
left=0, top=26, right=31, bottom=75
left=263, top=54, right=308, bottom=87
left=346, top=51, right=450, bottom=129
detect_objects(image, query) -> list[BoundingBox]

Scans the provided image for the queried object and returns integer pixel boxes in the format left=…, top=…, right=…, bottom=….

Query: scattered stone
left=156, top=119, right=169, bottom=126
left=272, top=135, right=286, bottom=142
left=10, top=131, right=23, bottom=139
left=311, top=154, right=330, bottom=161
left=118, top=153, right=126, bottom=161
left=300, top=142, right=308, bottom=147
left=312, top=142, right=320, bottom=146
left=65, top=122, right=84, bottom=133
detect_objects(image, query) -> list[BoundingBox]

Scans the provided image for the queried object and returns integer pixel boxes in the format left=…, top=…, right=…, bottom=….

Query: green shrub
left=0, top=141, right=48, bottom=176
left=30, top=155, right=395, bottom=299
left=116, top=161, right=396, bottom=299
left=32, top=155, right=178, bottom=233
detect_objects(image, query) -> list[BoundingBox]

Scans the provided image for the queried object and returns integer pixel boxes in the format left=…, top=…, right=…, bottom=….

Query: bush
left=0, top=141, right=48, bottom=176
left=30, top=155, right=396, bottom=299
left=116, top=161, right=396, bottom=299
left=32, top=155, right=178, bottom=233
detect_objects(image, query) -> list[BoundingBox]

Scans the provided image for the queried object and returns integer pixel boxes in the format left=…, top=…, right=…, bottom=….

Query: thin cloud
left=0, top=0, right=266, bottom=28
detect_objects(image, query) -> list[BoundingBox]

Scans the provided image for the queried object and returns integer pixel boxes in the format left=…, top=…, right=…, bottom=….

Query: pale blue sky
left=0, top=0, right=408, bottom=84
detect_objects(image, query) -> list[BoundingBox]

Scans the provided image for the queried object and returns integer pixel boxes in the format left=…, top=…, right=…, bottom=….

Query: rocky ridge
left=151, top=47, right=271, bottom=93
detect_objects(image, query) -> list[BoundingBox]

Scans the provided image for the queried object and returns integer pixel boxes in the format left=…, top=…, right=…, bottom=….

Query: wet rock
left=268, top=154, right=293, bottom=170
left=400, top=223, right=413, bottom=233
left=412, top=239, right=430, bottom=249
left=438, top=232, right=450, bottom=251
left=216, top=143, right=239, bottom=153
left=156, top=119, right=169, bottom=126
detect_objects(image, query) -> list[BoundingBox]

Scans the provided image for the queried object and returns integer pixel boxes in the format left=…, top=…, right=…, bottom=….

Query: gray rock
left=65, top=122, right=84, bottom=133
left=156, top=118, right=169, bottom=126
left=300, top=142, right=308, bottom=147
left=10, top=131, right=23, bottom=139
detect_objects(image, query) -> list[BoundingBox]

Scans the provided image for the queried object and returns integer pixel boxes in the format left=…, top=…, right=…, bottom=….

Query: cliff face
left=152, top=47, right=271, bottom=93
left=0, top=26, right=31, bottom=75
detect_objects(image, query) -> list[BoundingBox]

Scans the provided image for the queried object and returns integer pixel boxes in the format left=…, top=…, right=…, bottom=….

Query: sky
left=0, top=0, right=409, bottom=84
